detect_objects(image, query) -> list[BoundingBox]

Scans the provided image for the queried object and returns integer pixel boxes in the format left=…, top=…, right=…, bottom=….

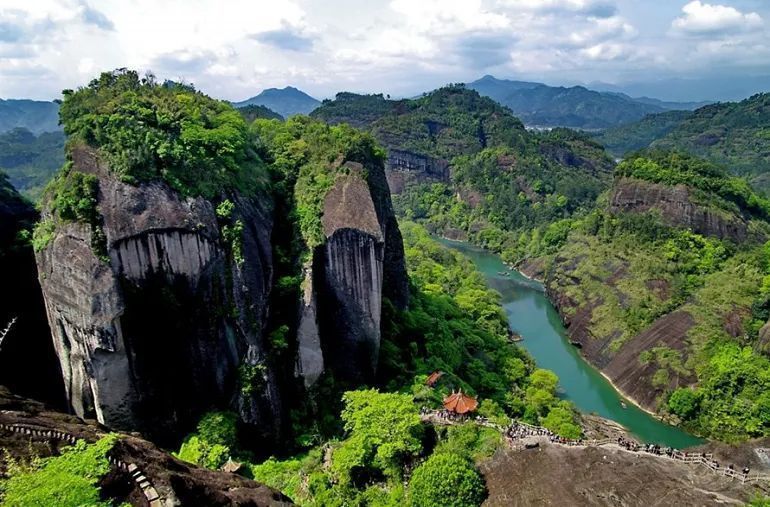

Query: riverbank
left=597, top=370, right=659, bottom=418
left=439, top=238, right=703, bottom=448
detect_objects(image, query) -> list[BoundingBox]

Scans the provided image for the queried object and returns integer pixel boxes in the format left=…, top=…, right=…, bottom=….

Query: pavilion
left=442, top=390, right=478, bottom=415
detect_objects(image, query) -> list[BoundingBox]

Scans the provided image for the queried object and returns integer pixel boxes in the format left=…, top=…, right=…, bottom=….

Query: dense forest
left=0, top=128, right=64, bottom=200
left=177, top=222, right=580, bottom=506
left=3, top=68, right=770, bottom=506
left=596, top=93, right=770, bottom=192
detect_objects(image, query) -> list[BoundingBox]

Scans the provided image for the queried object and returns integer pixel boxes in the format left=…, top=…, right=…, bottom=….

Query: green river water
left=441, top=239, right=704, bottom=448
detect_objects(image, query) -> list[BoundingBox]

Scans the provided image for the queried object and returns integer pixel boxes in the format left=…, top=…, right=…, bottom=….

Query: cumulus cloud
left=0, top=0, right=769, bottom=101
left=672, top=1, right=763, bottom=35
left=80, top=4, right=115, bottom=31
left=503, top=0, right=617, bottom=19
left=252, top=23, right=315, bottom=52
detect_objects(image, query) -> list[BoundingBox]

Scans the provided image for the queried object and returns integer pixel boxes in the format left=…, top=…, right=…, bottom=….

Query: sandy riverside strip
left=0, top=422, right=164, bottom=506
left=596, top=369, right=662, bottom=418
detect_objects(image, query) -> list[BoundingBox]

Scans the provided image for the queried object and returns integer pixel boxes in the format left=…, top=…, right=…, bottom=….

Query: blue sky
left=1, top=0, right=769, bottom=101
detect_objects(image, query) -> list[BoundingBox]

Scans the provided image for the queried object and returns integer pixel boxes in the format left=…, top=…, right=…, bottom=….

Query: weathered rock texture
left=545, top=271, right=697, bottom=413
left=481, top=443, right=762, bottom=506
left=35, top=146, right=280, bottom=444
left=385, top=149, right=449, bottom=194
left=35, top=145, right=408, bottom=441
left=0, top=175, right=64, bottom=407
left=297, top=162, right=408, bottom=384
left=0, top=387, right=293, bottom=506
left=610, top=177, right=750, bottom=242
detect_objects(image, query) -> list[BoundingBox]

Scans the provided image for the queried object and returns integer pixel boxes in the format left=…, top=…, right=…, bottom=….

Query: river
left=440, top=239, right=703, bottom=448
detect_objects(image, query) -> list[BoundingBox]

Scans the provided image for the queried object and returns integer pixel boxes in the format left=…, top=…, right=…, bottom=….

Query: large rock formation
left=35, top=146, right=280, bottom=444
left=295, top=162, right=408, bottom=385
left=0, top=173, right=64, bottom=407
left=35, top=143, right=408, bottom=442
left=0, top=387, right=292, bottom=506
left=610, top=177, right=751, bottom=242
left=385, top=149, right=450, bottom=194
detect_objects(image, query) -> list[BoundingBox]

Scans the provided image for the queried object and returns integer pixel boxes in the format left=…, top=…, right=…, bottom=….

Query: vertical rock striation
left=296, top=161, right=408, bottom=385
left=35, top=146, right=278, bottom=444
left=34, top=146, right=409, bottom=442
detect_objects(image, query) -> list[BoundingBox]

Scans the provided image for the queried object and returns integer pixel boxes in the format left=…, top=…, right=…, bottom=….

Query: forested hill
left=233, top=86, right=320, bottom=117
left=398, top=142, right=770, bottom=441
left=0, top=99, right=60, bottom=135
left=0, top=128, right=65, bottom=200
left=467, top=75, right=704, bottom=130
left=312, top=85, right=615, bottom=248
left=596, top=93, right=770, bottom=192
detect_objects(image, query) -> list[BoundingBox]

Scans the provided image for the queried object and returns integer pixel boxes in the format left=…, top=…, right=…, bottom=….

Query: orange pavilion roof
left=425, top=371, right=443, bottom=387
left=443, top=390, right=478, bottom=414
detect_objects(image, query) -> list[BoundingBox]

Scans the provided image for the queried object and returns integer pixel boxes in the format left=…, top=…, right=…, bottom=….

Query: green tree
left=541, top=401, right=582, bottom=439
left=1, top=435, right=116, bottom=507
left=408, top=453, right=486, bottom=507
left=332, top=390, right=423, bottom=484
left=176, top=411, right=237, bottom=470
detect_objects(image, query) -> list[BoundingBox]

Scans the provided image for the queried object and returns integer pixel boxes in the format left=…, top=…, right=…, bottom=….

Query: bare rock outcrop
left=296, top=162, right=408, bottom=385
left=384, top=149, right=449, bottom=194
left=610, top=177, right=750, bottom=242
left=35, top=146, right=279, bottom=444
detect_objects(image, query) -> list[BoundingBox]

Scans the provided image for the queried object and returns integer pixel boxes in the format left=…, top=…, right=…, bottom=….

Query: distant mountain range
left=590, top=75, right=770, bottom=103
left=467, top=75, right=709, bottom=130
left=233, top=86, right=320, bottom=118
left=0, top=99, right=61, bottom=135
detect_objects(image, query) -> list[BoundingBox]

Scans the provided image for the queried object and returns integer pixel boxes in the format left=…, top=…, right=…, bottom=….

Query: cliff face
left=296, top=162, right=408, bottom=385
left=385, top=149, right=450, bottom=194
left=609, top=178, right=750, bottom=242
left=0, top=175, right=64, bottom=407
left=35, top=146, right=279, bottom=444
left=35, top=144, right=408, bottom=441
left=549, top=274, right=697, bottom=410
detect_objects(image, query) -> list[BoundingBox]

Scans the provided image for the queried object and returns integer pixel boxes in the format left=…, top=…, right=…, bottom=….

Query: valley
left=1, top=69, right=770, bottom=506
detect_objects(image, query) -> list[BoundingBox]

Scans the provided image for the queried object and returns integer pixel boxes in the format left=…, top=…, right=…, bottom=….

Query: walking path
left=420, top=409, right=770, bottom=485
left=0, top=422, right=164, bottom=506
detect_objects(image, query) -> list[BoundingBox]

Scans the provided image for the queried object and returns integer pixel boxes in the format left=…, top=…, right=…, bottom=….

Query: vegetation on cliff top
left=253, top=116, right=385, bottom=248
left=59, top=69, right=265, bottom=200
left=616, top=150, right=770, bottom=221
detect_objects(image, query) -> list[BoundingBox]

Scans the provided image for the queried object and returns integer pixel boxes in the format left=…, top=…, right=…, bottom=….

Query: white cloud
left=0, top=0, right=768, bottom=101
left=502, top=0, right=617, bottom=18
left=672, top=1, right=763, bottom=35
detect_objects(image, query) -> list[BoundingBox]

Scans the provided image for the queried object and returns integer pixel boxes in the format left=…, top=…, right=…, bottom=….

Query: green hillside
left=596, top=93, right=770, bottom=192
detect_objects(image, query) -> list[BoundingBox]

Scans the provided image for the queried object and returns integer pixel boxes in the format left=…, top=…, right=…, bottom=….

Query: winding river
left=441, top=239, right=703, bottom=448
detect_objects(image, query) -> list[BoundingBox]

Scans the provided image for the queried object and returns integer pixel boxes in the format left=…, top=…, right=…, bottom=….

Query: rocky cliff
left=295, top=162, right=408, bottom=385
left=35, top=145, right=280, bottom=444
left=0, top=173, right=64, bottom=407
left=385, top=149, right=450, bottom=194
left=0, top=387, right=292, bottom=506
left=34, top=142, right=408, bottom=444
left=609, top=177, right=751, bottom=242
